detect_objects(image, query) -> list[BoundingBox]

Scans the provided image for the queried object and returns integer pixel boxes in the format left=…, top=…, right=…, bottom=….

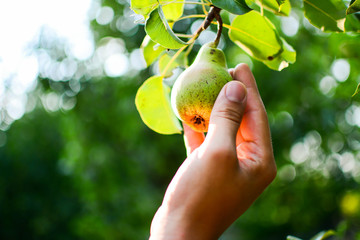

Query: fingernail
left=225, top=81, right=246, bottom=103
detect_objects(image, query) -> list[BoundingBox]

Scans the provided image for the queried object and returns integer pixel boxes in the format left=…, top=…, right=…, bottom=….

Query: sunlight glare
left=104, top=53, right=129, bottom=77
left=0, top=0, right=93, bottom=126
left=7, top=95, right=27, bottom=120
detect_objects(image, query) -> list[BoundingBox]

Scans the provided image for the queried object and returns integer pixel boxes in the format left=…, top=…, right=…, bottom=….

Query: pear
left=171, top=42, right=233, bottom=132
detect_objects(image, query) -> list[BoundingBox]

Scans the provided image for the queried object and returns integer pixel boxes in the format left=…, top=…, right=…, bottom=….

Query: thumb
left=207, top=81, right=247, bottom=143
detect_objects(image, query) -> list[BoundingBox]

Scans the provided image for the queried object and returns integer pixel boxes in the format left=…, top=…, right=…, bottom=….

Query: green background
left=0, top=0, right=359, bottom=239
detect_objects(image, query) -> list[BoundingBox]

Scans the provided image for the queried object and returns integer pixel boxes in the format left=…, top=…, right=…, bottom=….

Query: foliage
left=0, top=0, right=360, bottom=240
left=287, top=230, right=336, bottom=240
left=131, top=0, right=360, bottom=135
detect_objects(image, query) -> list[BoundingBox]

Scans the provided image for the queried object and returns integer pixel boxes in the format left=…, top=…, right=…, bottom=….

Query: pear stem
left=161, top=5, right=222, bottom=77
left=203, top=6, right=220, bottom=30
left=190, top=6, right=220, bottom=42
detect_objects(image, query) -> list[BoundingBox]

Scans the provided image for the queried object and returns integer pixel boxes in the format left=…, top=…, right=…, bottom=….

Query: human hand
left=150, top=64, right=277, bottom=240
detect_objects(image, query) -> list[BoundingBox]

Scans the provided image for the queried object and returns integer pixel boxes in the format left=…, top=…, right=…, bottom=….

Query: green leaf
left=131, top=0, right=184, bottom=20
left=270, top=0, right=291, bottom=16
left=162, top=2, right=184, bottom=22
left=347, top=0, right=360, bottom=14
left=211, top=0, right=251, bottom=15
left=276, top=0, right=286, bottom=5
left=228, top=11, right=283, bottom=61
left=135, top=76, right=182, bottom=135
left=145, top=6, right=188, bottom=49
left=141, top=35, right=166, bottom=67
left=131, top=0, right=158, bottom=18
left=263, top=37, right=296, bottom=71
left=278, top=0, right=291, bottom=15
left=247, top=0, right=291, bottom=16
left=352, top=83, right=360, bottom=97
left=303, top=0, right=347, bottom=32
left=345, top=12, right=360, bottom=31
left=310, top=230, right=336, bottom=240
left=286, top=236, right=302, bottom=240
left=158, top=54, right=179, bottom=78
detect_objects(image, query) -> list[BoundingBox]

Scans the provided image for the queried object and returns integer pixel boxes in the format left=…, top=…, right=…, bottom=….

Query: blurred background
left=0, top=0, right=359, bottom=239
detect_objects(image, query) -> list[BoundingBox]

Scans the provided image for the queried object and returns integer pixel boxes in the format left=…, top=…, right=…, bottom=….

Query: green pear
left=171, top=42, right=233, bottom=132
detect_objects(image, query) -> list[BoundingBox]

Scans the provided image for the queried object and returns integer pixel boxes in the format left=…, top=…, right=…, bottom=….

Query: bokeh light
left=104, top=53, right=129, bottom=77
left=331, top=59, right=351, bottom=82
left=0, top=0, right=93, bottom=128
left=341, top=192, right=360, bottom=217
left=281, top=14, right=300, bottom=37
left=96, top=6, right=115, bottom=25
left=319, top=76, right=338, bottom=96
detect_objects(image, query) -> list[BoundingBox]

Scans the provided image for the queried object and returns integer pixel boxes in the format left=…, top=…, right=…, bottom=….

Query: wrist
left=150, top=205, right=218, bottom=240
left=150, top=206, right=189, bottom=240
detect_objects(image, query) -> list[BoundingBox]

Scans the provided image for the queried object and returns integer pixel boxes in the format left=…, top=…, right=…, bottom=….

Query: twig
left=161, top=6, right=222, bottom=77
left=213, top=7, right=222, bottom=47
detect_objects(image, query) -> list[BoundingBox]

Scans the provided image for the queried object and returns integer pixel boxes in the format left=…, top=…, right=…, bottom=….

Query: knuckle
left=250, top=153, right=276, bottom=186
left=259, top=159, right=277, bottom=186
left=266, top=161, right=277, bottom=183
left=212, top=106, right=243, bottom=125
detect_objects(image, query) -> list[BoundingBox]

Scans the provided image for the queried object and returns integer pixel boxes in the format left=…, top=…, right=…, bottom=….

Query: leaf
left=310, top=230, right=336, bottom=240
left=276, top=0, right=286, bottom=5
left=286, top=236, right=303, bottom=240
left=278, top=0, right=291, bottom=14
left=344, top=12, right=360, bottom=32
left=141, top=35, right=166, bottom=67
left=247, top=0, right=291, bottom=16
left=159, top=50, right=188, bottom=77
left=211, top=0, right=251, bottom=15
left=135, top=76, right=182, bottom=135
left=131, top=0, right=184, bottom=20
left=162, top=2, right=184, bottom=22
left=263, top=37, right=296, bottom=71
left=145, top=6, right=188, bottom=49
left=228, top=11, right=283, bottom=61
left=131, top=0, right=158, bottom=18
left=347, top=0, right=360, bottom=14
left=352, top=83, right=360, bottom=97
left=303, top=0, right=347, bottom=32
left=158, top=54, right=179, bottom=77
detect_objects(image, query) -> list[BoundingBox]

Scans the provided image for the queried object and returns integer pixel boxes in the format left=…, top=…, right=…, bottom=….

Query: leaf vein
left=303, top=0, right=338, bottom=23
left=225, top=23, right=279, bottom=50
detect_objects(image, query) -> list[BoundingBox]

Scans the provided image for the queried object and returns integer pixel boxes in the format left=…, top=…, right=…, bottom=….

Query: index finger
left=233, top=64, right=272, bottom=150
left=183, top=123, right=205, bottom=156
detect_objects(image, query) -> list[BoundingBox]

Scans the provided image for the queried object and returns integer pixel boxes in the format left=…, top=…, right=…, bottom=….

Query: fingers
left=206, top=80, right=247, bottom=149
left=233, top=64, right=273, bottom=158
left=229, top=68, right=235, bottom=78
left=233, top=64, right=263, bottom=114
left=183, top=123, right=205, bottom=156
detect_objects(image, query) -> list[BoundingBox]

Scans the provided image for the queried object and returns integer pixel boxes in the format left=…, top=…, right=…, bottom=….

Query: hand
left=150, top=64, right=277, bottom=240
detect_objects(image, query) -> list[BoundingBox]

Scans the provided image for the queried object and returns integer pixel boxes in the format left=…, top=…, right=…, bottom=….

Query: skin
left=150, top=63, right=277, bottom=240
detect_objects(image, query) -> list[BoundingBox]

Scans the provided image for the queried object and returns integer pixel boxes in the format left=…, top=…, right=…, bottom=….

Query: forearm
left=150, top=205, right=220, bottom=240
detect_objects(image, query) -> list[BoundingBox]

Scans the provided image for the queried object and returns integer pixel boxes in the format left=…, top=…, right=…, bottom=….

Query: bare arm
left=150, top=64, right=277, bottom=240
